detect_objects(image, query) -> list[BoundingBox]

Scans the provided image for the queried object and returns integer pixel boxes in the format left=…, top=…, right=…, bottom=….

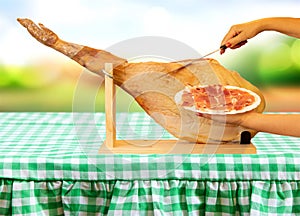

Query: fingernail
left=226, top=42, right=232, bottom=48
left=196, top=113, right=203, bottom=117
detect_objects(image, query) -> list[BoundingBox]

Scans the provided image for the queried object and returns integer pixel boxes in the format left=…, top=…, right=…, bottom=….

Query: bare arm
left=221, top=17, right=300, bottom=53
left=200, top=112, right=300, bottom=137
left=239, top=112, right=300, bottom=137
left=260, top=17, right=300, bottom=38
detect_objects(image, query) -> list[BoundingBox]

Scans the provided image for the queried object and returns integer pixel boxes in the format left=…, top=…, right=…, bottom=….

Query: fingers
left=220, top=24, right=249, bottom=54
left=196, top=112, right=210, bottom=118
left=220, top=40, right=245, bottom=54
left=230, top=40, right=248, bottom=49
left=221, top=25, right=239, bottom=47
left=196, top=112, right=225, bottom=121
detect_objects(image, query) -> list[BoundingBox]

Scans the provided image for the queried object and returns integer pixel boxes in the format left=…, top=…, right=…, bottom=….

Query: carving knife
left=168, top=40, right=247, bottom=74
left=169, top=44, right=228, bottom=73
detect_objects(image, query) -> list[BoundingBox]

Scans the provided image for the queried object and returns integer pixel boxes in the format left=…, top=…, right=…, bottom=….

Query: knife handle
left=220, top=40, right=248, bottom=50
left=220, top=44, right=227, bottom=50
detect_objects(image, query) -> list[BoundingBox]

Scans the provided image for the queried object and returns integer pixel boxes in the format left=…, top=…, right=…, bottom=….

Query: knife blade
left=167, top=44, right=228, bottom=74
left=166, top=40, right=248, bottom=75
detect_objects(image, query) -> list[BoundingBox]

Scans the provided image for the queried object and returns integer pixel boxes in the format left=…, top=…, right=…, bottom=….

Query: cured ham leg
left=17, top=18, right=265, bottom=143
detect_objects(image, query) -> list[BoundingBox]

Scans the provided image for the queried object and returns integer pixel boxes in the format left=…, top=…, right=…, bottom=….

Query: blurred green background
left=222, top=37, right=300, bottom=87
left=1, top=0, right=300, bottom=112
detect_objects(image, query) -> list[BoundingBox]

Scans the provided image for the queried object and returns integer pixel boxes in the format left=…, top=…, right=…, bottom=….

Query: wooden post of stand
left=104, top=63, right=116, bottom=149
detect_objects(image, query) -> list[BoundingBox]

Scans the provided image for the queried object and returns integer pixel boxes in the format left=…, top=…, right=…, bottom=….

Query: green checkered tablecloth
left=0, top=112, right=300, bottom=215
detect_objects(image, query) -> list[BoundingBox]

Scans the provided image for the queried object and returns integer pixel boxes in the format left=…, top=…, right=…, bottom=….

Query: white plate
left=174, top=85, right=261, bottom=115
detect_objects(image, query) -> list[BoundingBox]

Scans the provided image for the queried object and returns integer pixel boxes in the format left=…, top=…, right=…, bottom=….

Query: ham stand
left=99, top=63, right=256, bottom=154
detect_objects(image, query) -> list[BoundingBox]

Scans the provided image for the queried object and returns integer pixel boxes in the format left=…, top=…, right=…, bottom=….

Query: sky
left=1, top=0, right=300, bottom=65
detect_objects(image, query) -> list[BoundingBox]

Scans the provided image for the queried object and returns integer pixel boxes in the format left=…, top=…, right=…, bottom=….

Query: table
left=0, top=112, right=300, bottom=215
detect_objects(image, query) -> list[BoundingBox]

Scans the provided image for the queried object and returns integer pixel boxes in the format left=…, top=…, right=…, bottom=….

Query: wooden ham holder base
left=99, top=63, right=256, bottom=154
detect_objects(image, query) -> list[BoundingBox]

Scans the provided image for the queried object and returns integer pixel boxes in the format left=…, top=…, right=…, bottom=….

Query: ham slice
left=17, top=18, right=265, bottom=143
